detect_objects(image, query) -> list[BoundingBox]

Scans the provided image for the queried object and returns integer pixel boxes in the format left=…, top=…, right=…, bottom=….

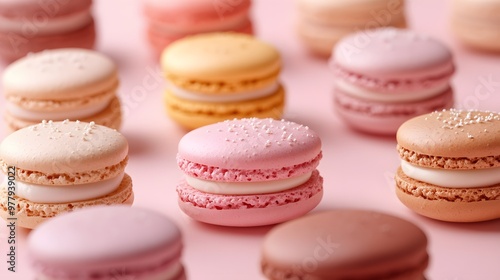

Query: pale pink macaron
left=28, top=206, right=185, bottom=280
left=0, top=0, right=95, bottom=62
left=143, top=0, right=253, bottom=55
left=330, top=28, right=455, bottom=135
left=176, top=118, right=323, bottom=227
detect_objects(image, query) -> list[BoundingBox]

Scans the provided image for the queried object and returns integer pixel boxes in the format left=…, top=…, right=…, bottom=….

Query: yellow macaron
left=161, top=32, right=284, bottom=130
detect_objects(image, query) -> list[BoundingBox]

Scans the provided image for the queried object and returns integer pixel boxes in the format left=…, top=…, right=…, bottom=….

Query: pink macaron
left=330, top=28, right=455, bottom=135
left=28, top=206, right=185, bottom=280
left=143, top=0, right=253, bottom=55
left=176, top=118, right=323, bottom=227
left=0, top=0, right=95, bottom=62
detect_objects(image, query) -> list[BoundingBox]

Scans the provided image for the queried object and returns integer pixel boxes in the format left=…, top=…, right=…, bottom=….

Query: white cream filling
left=335, top=79, right=449, bottom=102
left=168, top=81, right=279, bottom=103
left=401, top=160, right=500, bottom=188
left=186, top=172, right=312, bottom=195
left=0, top=9, right=92, bottom=35
left=5, top=100, right=110, bottom=121
left=2, top=173, right=124, bottom=203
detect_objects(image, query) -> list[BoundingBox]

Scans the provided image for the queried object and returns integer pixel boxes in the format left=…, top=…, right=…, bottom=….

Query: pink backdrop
left=1, top=0, right=499, bottom=279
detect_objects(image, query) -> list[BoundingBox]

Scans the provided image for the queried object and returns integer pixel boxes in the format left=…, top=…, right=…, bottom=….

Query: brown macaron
left=261, top=209, right=428, bottom=280
left=396, top=109, right=500, bottom=222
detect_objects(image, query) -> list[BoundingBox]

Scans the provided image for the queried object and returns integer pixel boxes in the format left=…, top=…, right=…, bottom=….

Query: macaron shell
left=177, top=172, right=323, bottom=227
left=396, top=168, right=500, bottom=222
left=396, top=110, right=500, bottom=161
left=0, top=0, right=92, bottom=18
left=261, top=209, right=428, bottom=279
left=0, top=20, right=96, bottom=63
left=333, top=28, right=454, bottom=81
left=451, top=18, right=500, bottom=52
left=0, top=121, right=128, bottom=176
left=165, top=86, right=284, bottom=130
left=4, top=95, right=123, bottom=132
left=161, top=33, right=280, bottom=84
left=3, top=48, right=115, bottom=99
left=334, top=87, right=454, bottom=135
left=0, top=174, right=133, bottom=229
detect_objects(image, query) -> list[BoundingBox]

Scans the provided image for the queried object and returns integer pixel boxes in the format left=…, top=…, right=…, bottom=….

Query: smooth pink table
left=1, top=0, right=499, bottom=279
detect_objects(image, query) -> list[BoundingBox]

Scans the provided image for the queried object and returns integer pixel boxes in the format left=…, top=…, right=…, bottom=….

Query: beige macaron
left=0, top=120, right=133, bottom=229
left=2, top=48, right=122, bottom=132
left=395, top=109, right=500, bottom=222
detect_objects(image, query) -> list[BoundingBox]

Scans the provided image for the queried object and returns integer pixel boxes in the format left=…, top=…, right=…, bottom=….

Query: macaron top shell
left=3, top=48, right=117, bottom=100
left=0, top=121, right=128, bottom=174
left=333, top=28, right=453, bottom=81
left=397, top=109, right=500, bottom=159
left=262, top=210, right=428, bottom=279
left=0, top=0, right=92, bottom=18
left=28, top=206, right=182, bottom=273
left=161, top=33, right=280, bottom=82
left=178, top=118, right=321, bottom=170
left=144, top=0, right=250, bottom=21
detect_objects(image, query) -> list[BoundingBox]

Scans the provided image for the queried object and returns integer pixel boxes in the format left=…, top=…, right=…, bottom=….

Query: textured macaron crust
left=396, top=109, right=500, bottom=222
left=261, top=210, right=429, bottom=280
left=176, top=118, right=323, bottom=227
left=2, top=48, right=121, bottom=131
left=331, top=28, right=454, bottom=134
left=0, top=0, right=95, bottom=62
left=28, top=206, right=185, bottom=280
left=144, top=0, right=253, bottom=54
left=161, top=33, right=284, bottom=129
left=297, top=0, right=406, bottom=57
left=0, top=121, right=133, bottom=229
left=452, top=0, right=500, bottom=52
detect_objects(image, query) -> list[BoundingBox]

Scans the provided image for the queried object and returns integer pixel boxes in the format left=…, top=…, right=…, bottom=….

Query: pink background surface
left=1, top=0, right=500, bottom=279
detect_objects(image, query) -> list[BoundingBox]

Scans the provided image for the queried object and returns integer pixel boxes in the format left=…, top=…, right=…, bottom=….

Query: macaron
left=0, top=0, right=95, bottom=62
left=28, top=206, right=185, bottom=280
left=451, top=0, right=500, bottom=52
left=330, top=28, right=454, bottom=135
left=2, top=48, right=122, bottom=132
left=395, top=109, right=500, bottom=222
left=176, top=118, right=323, bottom=227
left=0, top=120, right=133, bottom=229
left=161, top=33, right=284, bottom=130
left=261, top=209, right=429, bottom=280
left=143, top=0, right=253, bottom=55
left=296, top=0, right=406, bottom=57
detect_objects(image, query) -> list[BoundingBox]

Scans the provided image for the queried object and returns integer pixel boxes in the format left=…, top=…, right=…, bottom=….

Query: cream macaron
left=2, top=48, right=122, bottom=132
left=0, top=120, right=133, bottom=229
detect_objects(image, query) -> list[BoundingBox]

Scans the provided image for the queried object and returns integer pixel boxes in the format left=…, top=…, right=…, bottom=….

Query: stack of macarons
left=0, top=0, right=95, bottom=62
left=330, top=28, right=455, bottom=135
left=143, top=0, right=253, bottom=55
left=296, top=0, right=407, bottom=57
left=2, top=48, right=122, bottom=131
left=161, top=33, right=285, bottom=130
left=176, top=118, right=323, bottom=226
left=395, top=109, right=500, bottom=222
left=0, top=121, right=133, bottom=229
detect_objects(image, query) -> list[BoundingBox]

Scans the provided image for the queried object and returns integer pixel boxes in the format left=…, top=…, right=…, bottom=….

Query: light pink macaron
left=28, top=206, right=185, bottom=280
left=176, top=118, right=323, bottom=227
left=330, top=28, right=455, bottom=135
left=143, top=0, right=253, bottom=55
left=0, top=0, right=95, bottom=62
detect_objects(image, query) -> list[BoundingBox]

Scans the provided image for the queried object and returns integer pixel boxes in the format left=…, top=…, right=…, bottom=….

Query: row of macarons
left=6, top=107, right=499, bottom=279
left=1, top=26, right=463, bottom=135
left=1, top=0, right=498, bottom=63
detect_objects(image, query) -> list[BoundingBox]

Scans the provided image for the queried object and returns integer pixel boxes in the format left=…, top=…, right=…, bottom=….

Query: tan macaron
left=0, top=121, right=133, bottom=229
left=395, top=109, right=500, bottom=222
left=2, top=48, right=122, bottom=132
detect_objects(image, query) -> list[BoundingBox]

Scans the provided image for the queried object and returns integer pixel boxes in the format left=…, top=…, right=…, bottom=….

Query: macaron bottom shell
left=0, top=174, right=133, bottom=229
left=0, top=20, right=96, bottom=63
left=177, top=171, right=323, bottom=227
left=334, top=88, right=454, bottom=135
left=395, top=168, right=500, bottom=222
left=165, top=86, right=285, bottom=130
left=4, top=96, right=122, bottom=132
left=452, top=19, right=500, bottom=52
